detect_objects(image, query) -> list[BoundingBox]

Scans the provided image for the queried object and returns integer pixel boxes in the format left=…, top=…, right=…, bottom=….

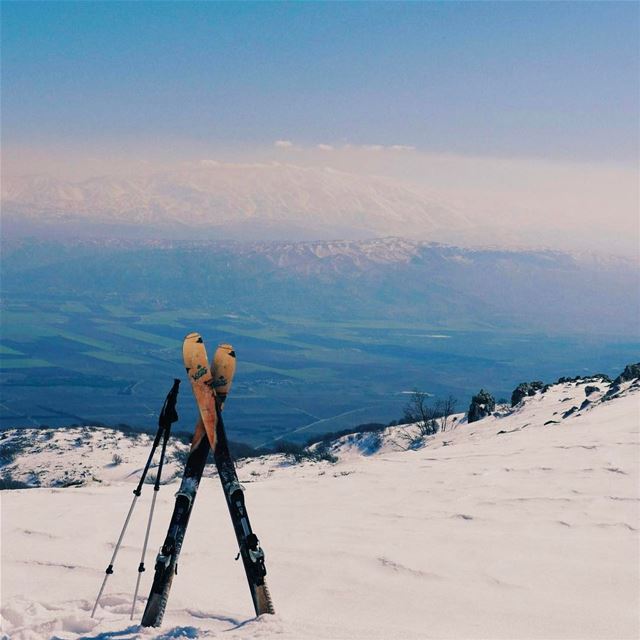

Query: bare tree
left=435, top=395, right=458, bottom=432
left=394, top=389, right=438, bottom=450
left=393, top=391, right=459, bottom=449
left=403, top=389, right=439, bottom=436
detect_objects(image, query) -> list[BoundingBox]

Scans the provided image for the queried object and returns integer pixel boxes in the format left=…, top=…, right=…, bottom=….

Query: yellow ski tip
left=217, top=343, right=236, bottom=359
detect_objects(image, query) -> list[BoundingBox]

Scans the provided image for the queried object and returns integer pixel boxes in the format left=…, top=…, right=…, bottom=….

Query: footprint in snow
left=378, top=556, right=442, bottom=580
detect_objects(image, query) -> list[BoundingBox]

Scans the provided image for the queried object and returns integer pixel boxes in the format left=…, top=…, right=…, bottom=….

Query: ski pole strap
left=154, top=377, right=180, bottom=488
left=154, top=412, right=173, bottom=491
left=159, top=379, right=181, bottom=428
left=133, top=379, right=181, bottom=496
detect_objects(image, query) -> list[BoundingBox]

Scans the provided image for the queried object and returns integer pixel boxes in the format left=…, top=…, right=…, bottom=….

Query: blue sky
left=2, top=1, right=638, bottom=164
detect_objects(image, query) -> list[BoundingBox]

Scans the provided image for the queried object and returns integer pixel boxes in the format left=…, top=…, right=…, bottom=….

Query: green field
left=0, top=298, right=638, bottom=445
left=98, top=323, right=183, bottom=349
left=0, top=345, right=24, bottom=355
left=84, top=350, right=150, bottom=365
left=0, top=357, right=53, bottom=368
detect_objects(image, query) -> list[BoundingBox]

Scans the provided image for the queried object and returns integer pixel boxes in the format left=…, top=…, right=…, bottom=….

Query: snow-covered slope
left=1, top=377, right=639, bottom=639
left=0, top=427, right=190, bottom=488
left=2, top=375, right=632, bottom=489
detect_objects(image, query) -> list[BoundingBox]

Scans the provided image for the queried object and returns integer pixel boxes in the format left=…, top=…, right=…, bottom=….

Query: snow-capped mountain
left=2, top=164, right=473, bottom=243
left=2, top=369, right=639, bottom=639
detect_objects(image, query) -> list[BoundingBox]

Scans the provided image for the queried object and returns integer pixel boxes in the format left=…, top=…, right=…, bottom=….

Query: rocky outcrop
left=557, top=374, right=610, bottom=385
left=468, top=390, right=496, bottom=423
left=511, top=381, right=545, bottom=407
left=603, top=363, right=640, bottom=402
left=613, top=363, right=640, bottom=385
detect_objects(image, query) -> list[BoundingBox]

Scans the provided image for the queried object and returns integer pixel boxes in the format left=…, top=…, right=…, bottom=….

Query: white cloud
left=341, top=143, right=415, bottom=152
left=390, top=145, right=416, bottom=152
left=317, top=144, right=334, bottom=151
left=275, top=140, right=294, bottom=148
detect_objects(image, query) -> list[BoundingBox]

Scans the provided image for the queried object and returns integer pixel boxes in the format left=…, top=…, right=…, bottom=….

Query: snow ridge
left=1, top=375, right=638, bottom=489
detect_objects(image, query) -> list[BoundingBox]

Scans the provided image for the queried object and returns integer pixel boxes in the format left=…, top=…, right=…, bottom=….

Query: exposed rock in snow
left=467, top=389, right=496, bottom=423
left=0, top=427, right=190, bottom=489
left=614, top=362, right=640, bottom=385
left=511, top=380, right=546, bottom=407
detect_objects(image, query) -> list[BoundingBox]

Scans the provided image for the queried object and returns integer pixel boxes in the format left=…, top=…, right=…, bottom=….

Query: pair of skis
left=140, top=333, right=274, bottom=627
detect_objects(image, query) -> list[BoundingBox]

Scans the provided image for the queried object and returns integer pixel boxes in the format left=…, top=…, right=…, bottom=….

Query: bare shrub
left=396, top=390, right=458, bottom=449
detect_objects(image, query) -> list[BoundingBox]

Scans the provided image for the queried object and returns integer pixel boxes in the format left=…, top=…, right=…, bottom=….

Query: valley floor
left=1, top=383, right=639, bottom=639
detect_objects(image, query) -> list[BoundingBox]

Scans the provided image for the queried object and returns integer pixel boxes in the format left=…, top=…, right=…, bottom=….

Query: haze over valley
left=0, top=2, right=636, bottom=457
left=1, top=233, right=638, bottom=443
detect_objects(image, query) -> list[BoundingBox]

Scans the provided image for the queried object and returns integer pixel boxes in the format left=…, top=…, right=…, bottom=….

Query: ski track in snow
left=1, top=378, right=639, bottom=639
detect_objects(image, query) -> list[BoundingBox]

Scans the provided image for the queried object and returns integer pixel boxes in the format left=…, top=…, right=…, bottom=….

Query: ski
left=183, top=331, right=219, bottom=449
left=210, top=347, right=275, bottom=616
left=140, top=335, right=235, bottom=627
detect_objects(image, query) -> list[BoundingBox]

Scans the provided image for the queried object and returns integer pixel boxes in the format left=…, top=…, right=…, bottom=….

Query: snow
left=0, top=427, right=190, bottom=488
left=1, top=378, right=639, bottom=639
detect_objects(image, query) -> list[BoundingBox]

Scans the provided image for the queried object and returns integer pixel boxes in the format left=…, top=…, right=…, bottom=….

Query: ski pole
left=91, top=379, right=180, bottom=618
left=130, top=397, right=175, bottom=619
left=91, top=492, right=140, bottom=617
left=130, top=487, right=159, bottom=619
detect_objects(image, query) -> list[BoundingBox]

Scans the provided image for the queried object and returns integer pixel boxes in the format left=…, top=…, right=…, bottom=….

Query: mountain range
left=2, top=163, right=475, bottom=243
left=3, top=236, right=637, bottom=335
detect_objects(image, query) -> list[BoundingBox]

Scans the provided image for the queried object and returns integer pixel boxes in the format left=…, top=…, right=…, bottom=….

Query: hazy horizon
left=3, top=2, right=638, bottom=256
left=3, top=142, right=638, bottom=257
